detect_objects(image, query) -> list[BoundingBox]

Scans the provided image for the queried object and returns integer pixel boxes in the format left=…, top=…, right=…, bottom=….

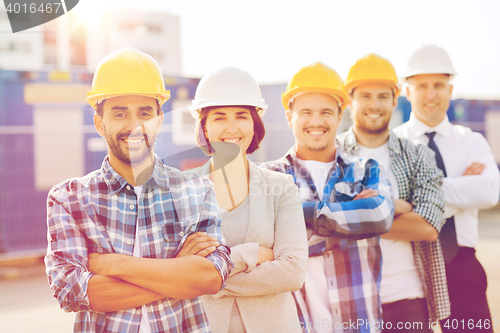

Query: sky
left=73, top=0, right=500, bottom=99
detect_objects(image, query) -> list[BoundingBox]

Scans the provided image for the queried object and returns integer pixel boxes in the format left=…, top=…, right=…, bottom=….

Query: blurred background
left=0, top=0, right=499, bottom=332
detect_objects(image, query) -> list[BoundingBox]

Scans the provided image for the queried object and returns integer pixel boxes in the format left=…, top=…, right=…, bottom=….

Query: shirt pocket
left=162, top=219, right=198, bottom=258
left=162, top=220, right=182, bottom=258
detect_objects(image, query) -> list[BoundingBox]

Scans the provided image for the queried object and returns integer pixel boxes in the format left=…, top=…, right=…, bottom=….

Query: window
left=0, top=41, right=31, bottom=52
left=118, top=21, right=162, bottom=35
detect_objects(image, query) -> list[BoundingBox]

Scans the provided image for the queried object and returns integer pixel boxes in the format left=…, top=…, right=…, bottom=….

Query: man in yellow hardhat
left=44, top=47, right=233, bottom=333
left=395, top=44, right=499, bottom=333
left=262, top=62, right=394, bottom=332
left=338, top=53, right=449, bottom=332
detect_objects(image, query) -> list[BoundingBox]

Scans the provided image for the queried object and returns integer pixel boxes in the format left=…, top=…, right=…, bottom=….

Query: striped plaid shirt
left=337, top=128, right=450, bottom=322
left=45, top=155, right=233, bottom=333
left=262, top=146, right=394, bottom=333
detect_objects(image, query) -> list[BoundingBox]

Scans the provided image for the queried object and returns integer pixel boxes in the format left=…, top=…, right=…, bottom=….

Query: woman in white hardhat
left=185, top=66, right=308, bottom=333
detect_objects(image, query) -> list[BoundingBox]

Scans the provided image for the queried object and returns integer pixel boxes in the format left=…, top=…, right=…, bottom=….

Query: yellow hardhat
left=87, top=47, right=170, bottom=108
left=282, top=62, right=348, bottom=111
left=344, top=53, right=401, bottom=97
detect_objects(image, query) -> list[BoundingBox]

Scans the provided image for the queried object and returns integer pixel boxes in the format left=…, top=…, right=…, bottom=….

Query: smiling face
left=349, top=83, right=397, bottom=135
left=94, top=95, right=163, bottom=168
left=287, top=92, right=342, bottom=161
left=406, top=74, right=453, bottom=127
left=204, top=106, right=255, bottom=158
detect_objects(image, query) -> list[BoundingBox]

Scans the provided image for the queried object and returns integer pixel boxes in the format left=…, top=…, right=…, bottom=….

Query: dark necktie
left=426, top=132, right=459, bottom=264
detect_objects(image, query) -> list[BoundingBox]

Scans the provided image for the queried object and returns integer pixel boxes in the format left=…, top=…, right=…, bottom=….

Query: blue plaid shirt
left=45, top=155, right=233, bottom=333
left=262, top=147, right=394, bottom=333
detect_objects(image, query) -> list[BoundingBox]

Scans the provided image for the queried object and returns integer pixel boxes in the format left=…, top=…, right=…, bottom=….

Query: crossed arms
left=302, top=159, right=394, bottom=240
left=87, top=252, right=223, bottom=312
left=176, top=175, right=308, bottom=298
left=45, top=184, right=232, bottom=313
left=382, top=135, right=499, bottom=242
left=441, top=133, right=500, bottom=214
left=382, top=144, right=445, bottom=241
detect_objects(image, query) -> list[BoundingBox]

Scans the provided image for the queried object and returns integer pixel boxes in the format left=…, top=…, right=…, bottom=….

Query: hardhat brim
left=282, top=87, right=348, bottom=111
left=402, top=71, right=456, bottom=81
left=87, top=91, right=171, bottom=108
left=344, top=79, right=401, bottom=97
left=189, top=101, right=268, bottom=119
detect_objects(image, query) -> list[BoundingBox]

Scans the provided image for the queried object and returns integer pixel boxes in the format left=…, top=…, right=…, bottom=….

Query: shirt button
left=129, top=204, right=135, bottom=210
left=179, top=231, right=184, bottom=237
left=126, top=185, right=131, bottom=191
left=136, top=309, right=141, bottom=315
left=126, top=240, right=132, bottom=245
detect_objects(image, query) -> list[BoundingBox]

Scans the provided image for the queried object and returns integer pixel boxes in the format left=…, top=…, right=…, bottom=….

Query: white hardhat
left=191, top=66, right=268, bottom=118
left=403, top=44, right=456, bottom=79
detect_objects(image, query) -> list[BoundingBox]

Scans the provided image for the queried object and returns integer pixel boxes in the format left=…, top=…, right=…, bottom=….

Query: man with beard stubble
left=262, top=62, right=394, bottom=333
left=337, top=54, right=449, bottom=332
left=44, top=48, right=233, bottom=333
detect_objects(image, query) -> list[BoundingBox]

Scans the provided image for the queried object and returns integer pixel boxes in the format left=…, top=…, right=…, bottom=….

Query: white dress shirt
left=394, top=114, right=500, bottom=248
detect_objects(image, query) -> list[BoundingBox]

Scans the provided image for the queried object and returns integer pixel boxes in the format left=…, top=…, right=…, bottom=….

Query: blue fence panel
left=0, top=71, right=93, bottom=254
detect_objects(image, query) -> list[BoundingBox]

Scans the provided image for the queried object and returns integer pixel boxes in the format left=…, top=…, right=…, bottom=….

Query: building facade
left=0, top=5, right=181, bottom=75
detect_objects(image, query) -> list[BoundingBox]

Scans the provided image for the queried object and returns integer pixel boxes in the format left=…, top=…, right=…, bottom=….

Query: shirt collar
left=387, top=130, right=402, bottom=156
left=340, top=127, right=359, bottom=157
left=283, top=146, right=298, bottom=166
left=408, top=113, right=452, bottom=138
left=339, top=126, right=401, bottom=157
left=284, top=141, right=346, bottom=170
left=101, top=154, right=169, bottom=194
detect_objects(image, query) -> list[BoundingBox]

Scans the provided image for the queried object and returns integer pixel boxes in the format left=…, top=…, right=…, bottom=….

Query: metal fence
left=1, top=71, right=499, bottom=256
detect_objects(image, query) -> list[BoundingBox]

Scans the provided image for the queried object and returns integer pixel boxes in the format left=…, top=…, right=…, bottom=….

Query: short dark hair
left=94, top=99, right=162, bottom=118
left=288, top=95, right=342, bottom=117
left=350, top=86, right=395, bottom=99
left=195, top=105, right=266, bottom=156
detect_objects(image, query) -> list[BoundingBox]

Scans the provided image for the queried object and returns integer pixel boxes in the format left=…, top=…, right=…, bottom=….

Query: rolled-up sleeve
left=44, top=187, right=93, bottom=313
left=305, top=158, right=394, bottom=239
left=199, top=184, right=234, bottom=286
left=228, top=242, right=259, bottom=275
left=213, top=174, right=307, bottom=298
